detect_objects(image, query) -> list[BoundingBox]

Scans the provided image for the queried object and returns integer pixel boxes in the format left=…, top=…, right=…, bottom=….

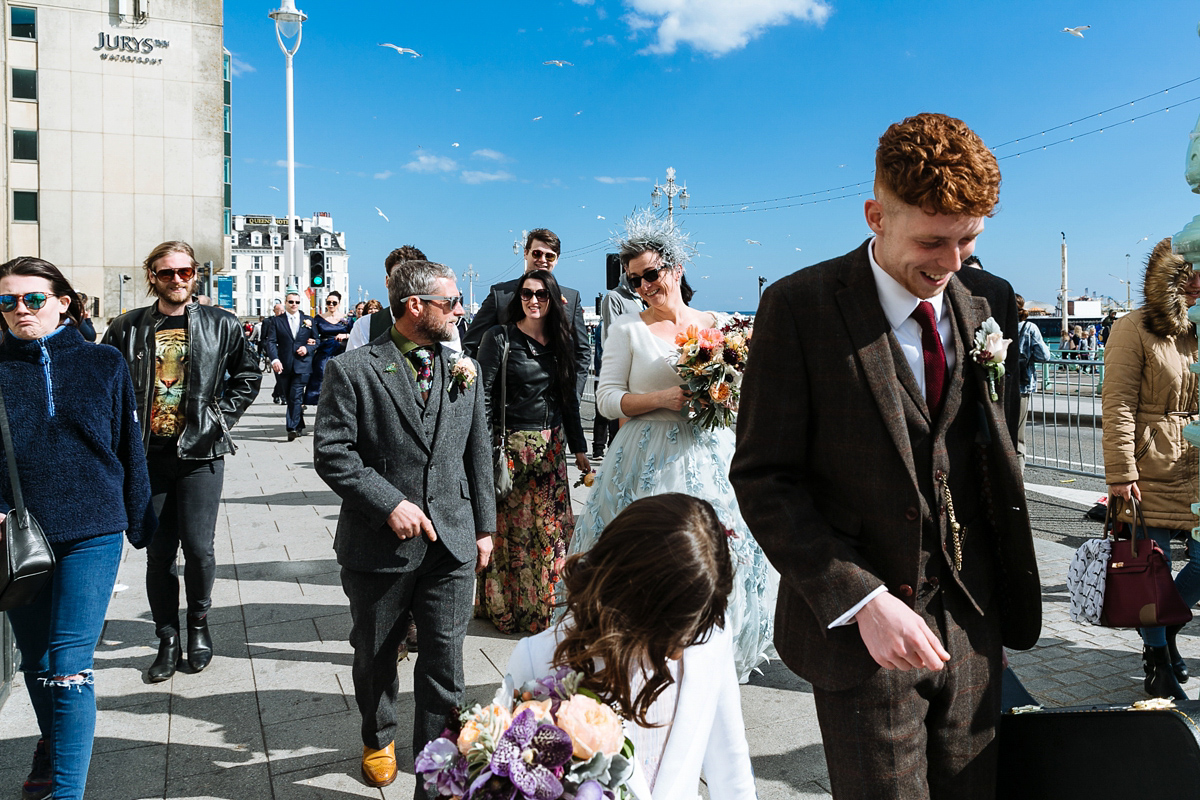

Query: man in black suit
left=462, top=228, right=590, bottom=398
left=731, top=113, right=1041, bottom=799
left=263, top=291, right=317, bottom=440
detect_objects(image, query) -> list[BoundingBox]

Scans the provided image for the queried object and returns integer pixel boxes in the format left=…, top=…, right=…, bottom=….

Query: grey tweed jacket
left=313, top=332, right=496, bottom=572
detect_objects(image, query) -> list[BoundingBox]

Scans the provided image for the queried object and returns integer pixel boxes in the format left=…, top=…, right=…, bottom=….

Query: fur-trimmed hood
left=1141, top=237, right=1196, bottom=339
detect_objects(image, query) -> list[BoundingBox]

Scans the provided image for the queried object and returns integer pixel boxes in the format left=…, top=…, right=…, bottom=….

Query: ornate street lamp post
left=651, top=167, right=689, bottom=223
left=269, top=0, right=306, bottom=292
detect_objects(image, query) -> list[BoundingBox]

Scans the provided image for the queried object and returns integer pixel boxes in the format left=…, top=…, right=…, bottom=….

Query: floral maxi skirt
left=477, top=426, right=575, bottom=634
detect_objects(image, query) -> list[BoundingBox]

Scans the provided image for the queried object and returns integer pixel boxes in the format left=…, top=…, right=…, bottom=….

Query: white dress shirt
left=287, top=310, right=300, bottom=339
left=828, top=237, right=957, bottom=629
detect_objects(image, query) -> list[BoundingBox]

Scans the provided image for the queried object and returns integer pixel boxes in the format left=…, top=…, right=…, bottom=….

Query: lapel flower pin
left=384, top=363, right=398, bottom=374
left=301, top=318, right=312, bottom=328
left=971, top=317, right=1012, bottom=401
left=449, top=354, right=477, bottom=392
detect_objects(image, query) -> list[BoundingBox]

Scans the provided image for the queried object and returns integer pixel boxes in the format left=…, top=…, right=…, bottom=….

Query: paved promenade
left=0, top=377, right=1190, bottom=799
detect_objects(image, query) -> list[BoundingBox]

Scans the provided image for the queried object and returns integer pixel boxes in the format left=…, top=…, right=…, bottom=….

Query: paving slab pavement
left=0, top=375, right=1186, bottom=798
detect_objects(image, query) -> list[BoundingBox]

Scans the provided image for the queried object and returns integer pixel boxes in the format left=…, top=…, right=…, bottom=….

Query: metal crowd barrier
left=1024, top=349, right=1104, bottom=478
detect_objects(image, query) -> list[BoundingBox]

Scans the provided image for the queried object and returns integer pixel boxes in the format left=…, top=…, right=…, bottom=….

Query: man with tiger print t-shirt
left=103, top=241, right=261, bottom=683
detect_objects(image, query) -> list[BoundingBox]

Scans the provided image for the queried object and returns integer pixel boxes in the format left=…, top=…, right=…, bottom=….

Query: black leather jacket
left=476, top=324, right=587, bottom=454
left=102, top=302, right=262, bottom=459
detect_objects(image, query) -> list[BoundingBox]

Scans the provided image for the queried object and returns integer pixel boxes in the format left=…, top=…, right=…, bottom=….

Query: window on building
left=253, top=275, right=262, bottom=292
left=12, top=129, right=36, bottom=161
left=10, top=7, right=35, bottom=39
left=223, top=157, right=231, bottom=184
left=254, top=298, right=262, bottom=317
left=250, top=231, right=261, bottom=247
left=13, top=191, right=37, bottom=222
left=222, top=52, right=231, bottom=81
left=320, top=234, right=331, bottom=249
left=223, top=106, right=231, bottom=134
left=274, top=275, right=281, bottom=292
left=271, top=233, right=281, bottom=248
left=230, top=276, right=237, bottom=291
left=252, top=255, right=262, bottom=270
left=225, top=214, right=233, bottom=238
left=11, top=68, right=36, bottom=101
left=274, top=255, right=281, bottom=269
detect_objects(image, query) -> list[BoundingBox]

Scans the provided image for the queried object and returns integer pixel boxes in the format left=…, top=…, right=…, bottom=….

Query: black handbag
left=493, top=328, right=514, bottom=501
left=0, top=376, right=54, bottom=611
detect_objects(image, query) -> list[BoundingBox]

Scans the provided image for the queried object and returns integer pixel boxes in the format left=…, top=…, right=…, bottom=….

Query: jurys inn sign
left=94, top=33, right=169, bottom=65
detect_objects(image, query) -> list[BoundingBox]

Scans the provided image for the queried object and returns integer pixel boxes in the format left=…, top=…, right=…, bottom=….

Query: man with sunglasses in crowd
left=264, top=290, right=320, bottom=441
left=462, top=228, right=590, bottom=398
left=103, top=241, right=262, bottom=682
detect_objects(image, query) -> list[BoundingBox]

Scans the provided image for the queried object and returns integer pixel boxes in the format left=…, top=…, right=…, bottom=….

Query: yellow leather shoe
left=361, top=742, right=397, bottom=787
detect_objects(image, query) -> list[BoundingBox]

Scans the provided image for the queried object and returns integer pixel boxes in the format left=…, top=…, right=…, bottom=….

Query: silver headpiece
left=613, top=208, right=696, bottom=268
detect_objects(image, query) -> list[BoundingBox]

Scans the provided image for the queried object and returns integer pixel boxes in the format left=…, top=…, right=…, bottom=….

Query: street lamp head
left=269, top=0, right=306, bottom=55
left=679, top=186, right=689, bottom=210
left=651, top=185, right=661, bottom=208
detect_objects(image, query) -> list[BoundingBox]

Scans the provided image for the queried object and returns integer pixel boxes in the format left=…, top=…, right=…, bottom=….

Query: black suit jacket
left=462, top=278, right=591, bottom=398
left=729, top=240, right=1041, bottom=692
left=263, top=312, right=317, bottom=376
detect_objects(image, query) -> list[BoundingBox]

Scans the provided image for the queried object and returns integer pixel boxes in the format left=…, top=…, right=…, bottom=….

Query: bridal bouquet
left=671, top=315, right=752, bottom=430
left=415, top=666, right=635, bottom=799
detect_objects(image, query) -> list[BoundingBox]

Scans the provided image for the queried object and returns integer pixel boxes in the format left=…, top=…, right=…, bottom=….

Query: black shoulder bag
left=0, top=378, right=54, bottom=611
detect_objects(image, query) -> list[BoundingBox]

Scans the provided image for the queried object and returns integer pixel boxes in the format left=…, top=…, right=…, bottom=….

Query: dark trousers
left=340, top=540, right=474, bottom=762
left=812, top=590, right=1003, bottom=800
left=278, top=371, right=309, bottom=432
left=145, top=445, right=225, bottom=638
left=591, top=414, right=618, bottom=457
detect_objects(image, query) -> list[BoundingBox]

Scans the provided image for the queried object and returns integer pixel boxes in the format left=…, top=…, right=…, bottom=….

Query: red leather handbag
left=1101, top=498, right=1193, bottom=629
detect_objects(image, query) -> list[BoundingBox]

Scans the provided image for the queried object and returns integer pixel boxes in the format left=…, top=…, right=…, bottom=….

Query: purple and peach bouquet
left=415, top=666, right=635, bottom=799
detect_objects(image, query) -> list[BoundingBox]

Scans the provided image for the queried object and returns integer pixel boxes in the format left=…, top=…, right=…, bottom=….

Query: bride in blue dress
left=569, top=214, right=778, bottom=682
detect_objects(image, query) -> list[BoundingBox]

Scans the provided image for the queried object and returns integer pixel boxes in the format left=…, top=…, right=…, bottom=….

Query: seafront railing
left=1025, top=350, right=1104, bottom=478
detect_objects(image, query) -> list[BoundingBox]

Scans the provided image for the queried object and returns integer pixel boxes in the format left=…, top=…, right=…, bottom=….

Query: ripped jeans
left=6, top=531, right=123, bottom=800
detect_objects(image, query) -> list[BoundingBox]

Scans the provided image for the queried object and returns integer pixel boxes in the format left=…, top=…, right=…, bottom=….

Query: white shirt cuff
left=828, top=585, right=888, bottom=628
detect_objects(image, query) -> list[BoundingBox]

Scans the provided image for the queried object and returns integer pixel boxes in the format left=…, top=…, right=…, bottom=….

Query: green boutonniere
left=384, top=363, right=398, bottom=374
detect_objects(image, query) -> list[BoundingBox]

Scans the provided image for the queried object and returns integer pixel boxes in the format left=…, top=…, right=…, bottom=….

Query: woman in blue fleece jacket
left=0, top=257, right=154, bottom=800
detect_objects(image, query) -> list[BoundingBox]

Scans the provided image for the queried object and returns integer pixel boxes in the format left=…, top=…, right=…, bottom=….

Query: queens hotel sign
left=93, top=33, right=169, bottom=65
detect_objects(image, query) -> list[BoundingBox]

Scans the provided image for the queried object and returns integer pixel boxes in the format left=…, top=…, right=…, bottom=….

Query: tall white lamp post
left=651, top=167, right=688, bottom=223
left=269, top=0, right=306, bottom=292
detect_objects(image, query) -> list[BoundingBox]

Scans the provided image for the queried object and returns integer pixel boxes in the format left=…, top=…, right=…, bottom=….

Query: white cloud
left=374, top=170, right=394, bottom=180
left=472, top=149, right=508, bottom=162
left=595, top=176, right=649, bottom=184
left=572, top=0, right=595, bottom=4
left=275, top=159, right=311, bottom=168
left=597, top=6, right=608, bottom=19
left=404, top=153, right=458, bottom=173
left=623, top=0, right=831, bottom=55
left=461, top=170, right=515, bottom=185
left=230, top=54, right=256, bottom=77
left=597, top=33, right=617, bottom=45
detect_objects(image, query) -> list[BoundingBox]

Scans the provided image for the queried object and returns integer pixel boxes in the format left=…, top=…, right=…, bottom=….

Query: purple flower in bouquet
left=488, top=709, right=574, bottom=799
left=414, top=737, right=469, bottom=796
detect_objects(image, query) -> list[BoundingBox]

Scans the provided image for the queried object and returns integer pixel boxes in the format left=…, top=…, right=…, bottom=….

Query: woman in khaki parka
left=1103, top=237, right=1200, bottom=700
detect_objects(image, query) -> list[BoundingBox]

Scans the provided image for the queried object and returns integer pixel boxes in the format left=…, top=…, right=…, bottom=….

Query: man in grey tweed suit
left=314, top=260, right=494, bottom=792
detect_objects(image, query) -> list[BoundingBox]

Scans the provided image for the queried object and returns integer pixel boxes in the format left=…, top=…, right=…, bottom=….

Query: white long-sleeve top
left=595, top=313, right=708, bottom=422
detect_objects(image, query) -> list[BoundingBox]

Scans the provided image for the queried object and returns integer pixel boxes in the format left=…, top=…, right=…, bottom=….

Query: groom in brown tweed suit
left=731, top=113, right=1041, bottom=799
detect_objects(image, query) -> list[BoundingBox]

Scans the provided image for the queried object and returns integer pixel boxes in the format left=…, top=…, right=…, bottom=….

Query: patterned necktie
left=407, top=346, right=433, bottom=399
left=912, top=300, right=947, bottom=417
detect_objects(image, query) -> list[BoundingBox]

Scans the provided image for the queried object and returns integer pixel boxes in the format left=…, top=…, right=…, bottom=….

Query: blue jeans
left=1138, top=526, right=1200, bottom=647
left=6, top=532, right=123, bottom=800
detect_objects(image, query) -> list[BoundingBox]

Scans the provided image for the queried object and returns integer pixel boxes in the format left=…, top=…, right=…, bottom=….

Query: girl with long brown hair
left=505, top=493, right=755, bottom=799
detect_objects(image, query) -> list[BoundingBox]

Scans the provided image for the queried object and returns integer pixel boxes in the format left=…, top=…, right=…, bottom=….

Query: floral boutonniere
left=301, top=318, right=312, bottom=328
left=449, top=355, right=477, bottom=392
left=971, top=317, right=1012, bottom=401
left=384, top=363, right=399, bottom=374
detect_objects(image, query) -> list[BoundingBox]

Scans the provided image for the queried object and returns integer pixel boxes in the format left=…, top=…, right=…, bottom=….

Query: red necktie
left=912, top=300, right=946, bottom=416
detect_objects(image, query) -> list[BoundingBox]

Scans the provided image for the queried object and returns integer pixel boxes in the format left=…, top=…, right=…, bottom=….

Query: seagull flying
left=1061, top=25, right=1090, bottom=37
left=268, top=186, right=279, bottom=191
left=543, top=60, right=573, bottom=67
left=379, top=43, right=421, bottom=57
left=795, top=247, right=803, bottom=251
left=574, top=110, right=583, bottom=116
left=597, top=215, right=606, bottom=220
left=375, top=207, right=390, bottom=222
left=746, top=239, right=762, bottom=245
left=532, top=116, right=543, bottom=121
left=451, top=142, right=460, bottom=147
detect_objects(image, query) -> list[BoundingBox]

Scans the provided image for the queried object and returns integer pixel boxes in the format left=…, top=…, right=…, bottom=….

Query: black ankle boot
left=187, top=616, right=213, bottom=672
left=1167, top=624, right=1189, bottom=683
left=148, top=635, right=181, bottom=683
left=1144, top=645, right=1189, bottom=700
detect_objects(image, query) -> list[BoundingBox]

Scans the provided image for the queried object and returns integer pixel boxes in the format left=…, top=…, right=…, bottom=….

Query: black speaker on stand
left=606, top=253, right=621, bottom=291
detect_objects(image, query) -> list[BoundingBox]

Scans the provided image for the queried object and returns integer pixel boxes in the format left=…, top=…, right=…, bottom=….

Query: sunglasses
left=627, top=265, right=669, bottom=290
left=410, top=294, right=464, bottom=309
left=286, top=299, right=302, bottom=305
left=519, top=288, right=550, bottom=302
left=154, top=267, right=196, bottom=282
left=0, top=292, right=55, bottom=312
left=529, top=249, right=558, bottom=263
left=325, top=300, right=339, bottom=306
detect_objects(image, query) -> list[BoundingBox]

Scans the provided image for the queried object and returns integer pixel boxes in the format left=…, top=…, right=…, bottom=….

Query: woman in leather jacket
left=475, top=269, right=589, bottom=634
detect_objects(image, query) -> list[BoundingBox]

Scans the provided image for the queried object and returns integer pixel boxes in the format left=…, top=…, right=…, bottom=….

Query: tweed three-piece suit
left=730, top=240, right=1042, bottom=798
left=313, top=331, right=494, bottom=769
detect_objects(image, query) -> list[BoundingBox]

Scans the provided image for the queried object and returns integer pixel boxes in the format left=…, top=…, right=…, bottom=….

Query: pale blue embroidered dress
left=569, top=313, right=778, bottom=682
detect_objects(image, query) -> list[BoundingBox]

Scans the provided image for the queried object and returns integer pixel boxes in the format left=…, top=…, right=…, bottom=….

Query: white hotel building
left=228, top=211, right=350, bottom=319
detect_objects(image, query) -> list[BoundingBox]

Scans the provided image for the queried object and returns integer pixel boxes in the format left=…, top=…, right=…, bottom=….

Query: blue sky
left=225, top=0, right=1200, bottom=313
